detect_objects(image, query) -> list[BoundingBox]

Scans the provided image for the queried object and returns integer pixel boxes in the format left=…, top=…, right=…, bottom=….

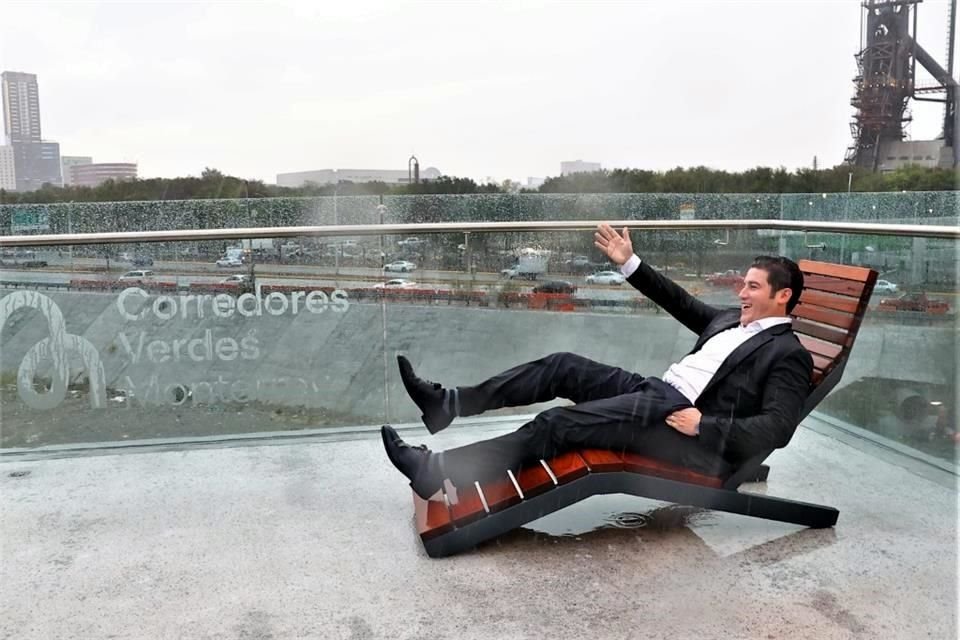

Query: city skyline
left=2, top=1, right=957, bottom=185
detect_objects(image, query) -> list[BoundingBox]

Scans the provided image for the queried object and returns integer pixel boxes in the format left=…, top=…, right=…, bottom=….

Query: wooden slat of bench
left=797, top=335, right=844, bottom=360
left=802, top=275, right=868, bottom=297
left=622, top=452, right=724, bottom=488
left=449, top=483, right=487, bottom=527
left=799, top=260, right=874, bottom=282
left=792, top=318, right=851, bottom=346
left=810, top=353, right=833, bottom=372
left=580, top=448, right=624, bottom=472
left=516, top=462, right=555, bottom=498
left=792, top=304, right=856, bottom=330
left=413, top=493, right=454, bottom=540
left=480, top=475, right=522, bottom=513
left=545, top=451, right=590, bottom=484
left=799, top=289, right=862, bottom=314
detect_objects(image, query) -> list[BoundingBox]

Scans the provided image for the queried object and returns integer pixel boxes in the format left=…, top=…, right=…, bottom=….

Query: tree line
left=0, top=164, right=955, bottom=205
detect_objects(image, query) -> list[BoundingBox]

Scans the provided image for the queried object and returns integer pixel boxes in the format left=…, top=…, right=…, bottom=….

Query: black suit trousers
left=440, top=352, right=725, bottom=489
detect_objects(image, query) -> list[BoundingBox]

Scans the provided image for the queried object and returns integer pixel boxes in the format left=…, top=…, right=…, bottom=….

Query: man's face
left=738, top=267, right=792, bottom=325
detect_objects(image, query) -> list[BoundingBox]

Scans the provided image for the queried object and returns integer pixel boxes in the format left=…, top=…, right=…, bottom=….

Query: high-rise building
left=61, top=155, right=93, bottom=186
left=560, top=160, right=601, bottom=176
left=1, top=71, right=61, bottom=191
left=2, top=71, right=41, bottom=144
left=0, top=146, right=15, bottom=191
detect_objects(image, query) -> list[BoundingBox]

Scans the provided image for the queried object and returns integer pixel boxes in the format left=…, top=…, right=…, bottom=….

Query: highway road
left=9, top=251, right=953, bottom=306
left=0, top=252, right=745, bottom=305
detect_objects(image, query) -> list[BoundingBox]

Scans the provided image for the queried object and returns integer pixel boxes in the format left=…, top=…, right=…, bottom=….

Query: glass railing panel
left=780, top=191, right=959, bottom=225
left=2, top=192, right=957, bottom=236
left=0, top=224, right=956, bottom=471
left=804, top=233, right=958, bottom=467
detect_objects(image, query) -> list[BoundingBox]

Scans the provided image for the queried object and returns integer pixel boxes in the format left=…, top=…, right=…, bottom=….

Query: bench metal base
left=422, top=471, right=837, bottom=558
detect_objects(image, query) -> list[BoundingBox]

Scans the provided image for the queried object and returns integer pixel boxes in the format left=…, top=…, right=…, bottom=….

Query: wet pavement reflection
left=520, top=495, right=714, bottom=538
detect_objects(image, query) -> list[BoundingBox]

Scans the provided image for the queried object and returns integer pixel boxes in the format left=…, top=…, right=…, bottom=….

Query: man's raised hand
left=594, top=223, right=634, bottom=266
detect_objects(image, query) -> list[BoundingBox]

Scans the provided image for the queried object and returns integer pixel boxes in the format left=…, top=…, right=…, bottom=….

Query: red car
left=878, top=293, right=950, bottom=314
left=706, top=270, right=744, bottom=289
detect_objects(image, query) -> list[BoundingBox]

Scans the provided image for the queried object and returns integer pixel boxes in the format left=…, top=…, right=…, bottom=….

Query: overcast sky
left=2, top=0, right=957, bottom=184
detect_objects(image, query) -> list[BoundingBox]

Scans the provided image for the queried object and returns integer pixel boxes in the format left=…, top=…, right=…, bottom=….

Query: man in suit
left=382, top=223, right=813, bottom=500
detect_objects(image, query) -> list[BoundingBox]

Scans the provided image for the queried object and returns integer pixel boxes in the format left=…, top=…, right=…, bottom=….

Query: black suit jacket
left=627, top=261, right=813, bottom=465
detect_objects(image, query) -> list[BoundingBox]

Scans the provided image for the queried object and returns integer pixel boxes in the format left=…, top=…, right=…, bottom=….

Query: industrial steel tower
left=846, top=0, right=959, bottom=170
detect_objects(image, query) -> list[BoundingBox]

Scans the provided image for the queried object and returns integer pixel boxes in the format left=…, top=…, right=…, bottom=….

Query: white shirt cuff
left=620, top=254, right=641, bottom=277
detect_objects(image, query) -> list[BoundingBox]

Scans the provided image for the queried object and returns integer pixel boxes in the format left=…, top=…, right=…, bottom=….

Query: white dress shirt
left=620, top=254, right=792, bottom=403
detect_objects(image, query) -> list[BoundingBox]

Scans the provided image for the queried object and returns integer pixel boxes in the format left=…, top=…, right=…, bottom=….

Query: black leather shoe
left=397, top=355, right=454, bottom=434
left=380, top=425, right=444, bottom=499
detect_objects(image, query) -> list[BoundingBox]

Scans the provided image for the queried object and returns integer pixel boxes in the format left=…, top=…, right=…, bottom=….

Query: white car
left=384, top=260, right=416, bottom=273
left=373, top=279, right=418, bottom=289
left=216, top=257, right=243, bottom=268
left=118, top=269, right=154, bottom=283
left=397, top=237, right=424, bottom=248
left=873, top=279, right=898, bottom=295
left=220, top=274, right=251, bottom=285
left=586, top=270, right=626, bottom=285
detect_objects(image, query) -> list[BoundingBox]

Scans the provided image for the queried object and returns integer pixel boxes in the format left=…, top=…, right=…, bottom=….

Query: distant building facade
left=10, top=142, right=61, bottom=191
left=276, top=166, right=442, bottom=188
left=560, top=160, right=601, bottom=175
left=69, top=162, right=137, bottom=188
left=0, top=146, right=15, bottom=190
left=526, top=177, right=545, bottom=189
left=875, top=140, right=955, bottom=172
left=60, top=155, right=93, bottom=186
left=1, top=71, right=61, bottom=191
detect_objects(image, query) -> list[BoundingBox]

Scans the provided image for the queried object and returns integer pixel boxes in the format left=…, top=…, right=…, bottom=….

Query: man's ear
left=775, top=287, right=793, bottom=307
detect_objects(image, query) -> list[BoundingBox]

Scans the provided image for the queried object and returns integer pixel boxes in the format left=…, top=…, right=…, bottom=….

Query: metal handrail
left=0, top=219, right=957, bottom=247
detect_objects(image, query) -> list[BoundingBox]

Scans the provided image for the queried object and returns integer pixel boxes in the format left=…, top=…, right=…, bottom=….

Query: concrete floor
left=1, top=422, right=956, bottom=640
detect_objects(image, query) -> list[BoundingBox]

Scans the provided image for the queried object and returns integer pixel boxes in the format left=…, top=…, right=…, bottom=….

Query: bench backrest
left=793, top=259, right=878, bottom=420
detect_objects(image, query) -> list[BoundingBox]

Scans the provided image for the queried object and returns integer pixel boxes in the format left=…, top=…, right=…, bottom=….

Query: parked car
left=878, top=292, right=949, bottom=314
left=131, top=254, right=154, bottom=267
left=373, top=279, right=418, bottom=289
left=397, top=237, right=425, bottom=248
left=384, top=260, right=416, bottom=273
left=216, top=256, right=243, bottom=268
left=532, top=280, right=577, bottom=294
left=586, top=270, right=626, bottom=285
left=873, top=279, right=898, bottom=295
left=118, top=270, right=155, bottom=283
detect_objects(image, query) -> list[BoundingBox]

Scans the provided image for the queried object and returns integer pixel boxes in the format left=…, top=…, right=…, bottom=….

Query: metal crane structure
left=846, top=0, right=959, bottom=170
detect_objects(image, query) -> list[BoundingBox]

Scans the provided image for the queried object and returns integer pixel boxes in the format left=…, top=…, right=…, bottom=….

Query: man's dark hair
left=750, top=256, right=804, bottom=313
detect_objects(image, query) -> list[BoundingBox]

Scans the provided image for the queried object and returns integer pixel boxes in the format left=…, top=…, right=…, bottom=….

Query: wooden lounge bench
left=412, top=259, right=879, bottom=558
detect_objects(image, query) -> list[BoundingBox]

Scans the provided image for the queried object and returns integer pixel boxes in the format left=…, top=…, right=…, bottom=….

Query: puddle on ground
left=519, top=494, right=716, bottom=538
